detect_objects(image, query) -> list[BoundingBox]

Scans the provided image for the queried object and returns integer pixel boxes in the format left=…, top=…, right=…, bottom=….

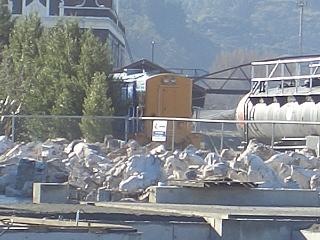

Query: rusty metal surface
left=168, top=179, right=258, bottom=188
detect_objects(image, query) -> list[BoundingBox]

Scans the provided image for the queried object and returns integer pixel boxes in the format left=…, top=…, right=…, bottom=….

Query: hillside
left=119, top=0, right=320, bottom=71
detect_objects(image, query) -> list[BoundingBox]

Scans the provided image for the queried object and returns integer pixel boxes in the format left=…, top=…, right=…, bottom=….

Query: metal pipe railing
left=2, top=114, right=320, bottom=150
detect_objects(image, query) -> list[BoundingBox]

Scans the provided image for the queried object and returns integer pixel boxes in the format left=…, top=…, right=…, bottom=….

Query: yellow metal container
left=138, top=73, right=193, bottom=146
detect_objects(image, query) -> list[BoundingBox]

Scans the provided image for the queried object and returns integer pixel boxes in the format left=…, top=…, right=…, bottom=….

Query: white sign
left=152, top=120, right=168, bottom=142
left=136, top=78, right=146, bottom=92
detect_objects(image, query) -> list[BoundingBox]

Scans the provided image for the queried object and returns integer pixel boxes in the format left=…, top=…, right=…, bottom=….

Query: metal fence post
left=11, top=114, right=15, bottom=143
left=171, top=120, right=175, bottom=150
left=220, top=122, right=224, bottom=151
left=124, top=116, right=129, bottom=142
left=271, top=123, right=275, bottom=148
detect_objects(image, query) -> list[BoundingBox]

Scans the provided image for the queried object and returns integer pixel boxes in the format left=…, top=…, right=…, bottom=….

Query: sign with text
left=152, top=120, right=167, bottom=142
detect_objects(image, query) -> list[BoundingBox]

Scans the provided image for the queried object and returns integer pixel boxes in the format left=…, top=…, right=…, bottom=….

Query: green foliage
left=0, top=14, right=42, bottom=102
left=80, top=72, right=114, bottom=142
left=50, top=76, right=82, bottom=140
left=19, top=117, right=53, bottom=142
left=34, top=21, right=82, bottom=114
left=0, top=0, right=12, bottom=48
left=0, top=15, right=113, bottom=141
left=78, top=30, right=112, bottom=88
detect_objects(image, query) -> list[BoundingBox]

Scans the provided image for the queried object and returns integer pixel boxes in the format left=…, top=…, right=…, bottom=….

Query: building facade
left=8, top=0, right=126, bottom=68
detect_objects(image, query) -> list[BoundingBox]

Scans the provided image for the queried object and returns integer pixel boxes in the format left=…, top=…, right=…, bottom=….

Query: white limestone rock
left=297, top=148, right=316, bottom=158
left=21, top=181, right=33, bottom=197
left=0, top=173, right=16, bottom=193
left=149, top=144, right=166, bottom=155
left=179, top=151, right=205, bottom=166
left=310, top=175, right=320, bottom=191
left=119, top=155, right=162, bottom=193
left=289, top=152, right=319, bottom=169
left=4, top=142, right=42, bottom=163
left=184, top=170, right=198, bottom=180
left=290, top=166, right=315, bottom=189
left=41, top=138, right=67, bottom=159
left=278, top=163, right=292, bottom=180
left=283, top=176, right=300, bottom=189
left=183, top=145, right=199, bottom=154
left=126, top=140, right=146, bottom=157
left=64, top=140, right=82, bottom=155
left=164, top=155, right=188, bottom=179
left=106, top=139, right=126, bottom=151
left=0, top=163, right=17, bottom=176
left=229, top=159, right=246, bottom=172
left=238, top=139, right=277, bottom=162
left=204, top=152, right=221, bottom=165
left=265, top=153, right=294, bottom=172
left=84, top=151, right=110, bottom=168
left=0, top=136, right=14, bottom=155
left=227, top=169, right=248, bottom=182
left=73, top=142, right=89, bottom=159
left=246, top=154, right=281, bottom=186
left=119, top=174, right=145, bottom=193
left=220, top=148, right=238, bottom=161
left=202, top=162, right=229, bottom=179
left=125, top=155, right=160, bottom=176
left=5, top=186, right=22, bottom=197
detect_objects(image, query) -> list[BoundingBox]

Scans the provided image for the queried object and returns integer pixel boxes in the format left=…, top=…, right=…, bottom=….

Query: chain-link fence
left=0, top=115, right=128, bottom=143
left=0, top=115, right=242, bottom=150
left=1, top=114, right=320, bottom=151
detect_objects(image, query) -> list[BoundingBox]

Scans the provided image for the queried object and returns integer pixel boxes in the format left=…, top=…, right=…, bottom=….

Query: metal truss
left=192, top=54, right=320, bottom=96
left=192, top=63, right=252, bottom=95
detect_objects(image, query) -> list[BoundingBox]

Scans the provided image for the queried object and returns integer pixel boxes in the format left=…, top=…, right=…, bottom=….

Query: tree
left=0, top=16, right=114, bottom=141
left=0, top=0, right=13, bottom=48
left=26, top=21, right=84, bottom=140
left=43, top=26, right=113, bottom=140
left=77, top=30, right=112, bottom=89
left=33, top=21, right=82, bottom=114
left=0, top=14, right=42, bottom=103
left=80, top=72, right=114, bottom=142
left=0, top=14, right=42, bottom=140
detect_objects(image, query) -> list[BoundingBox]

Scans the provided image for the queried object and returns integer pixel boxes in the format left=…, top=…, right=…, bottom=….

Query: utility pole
left=297, top=0, right=306, bottom=55
left=116, top=0, right=119, bottom=17
left=115, top=0, right=119, bottom=26
left=151, top=41, right=155, bottom=62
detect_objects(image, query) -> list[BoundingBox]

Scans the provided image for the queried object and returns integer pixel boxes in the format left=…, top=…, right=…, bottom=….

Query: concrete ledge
left=293, top=230, right=320, bottom=240
left=33, top=182, right=69, bottom=204
left=149, top=186, right=320, bottom=207
left=293, top=225, right=320, bottom=240
left=221, top=219, right=314, bottom=240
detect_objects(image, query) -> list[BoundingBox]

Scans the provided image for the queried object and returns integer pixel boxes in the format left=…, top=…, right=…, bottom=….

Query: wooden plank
left=0, top=216, right=135, bottom=231
left=168, top=180, right=257, bottom=188
left=168, top=180, right=205, bottom=188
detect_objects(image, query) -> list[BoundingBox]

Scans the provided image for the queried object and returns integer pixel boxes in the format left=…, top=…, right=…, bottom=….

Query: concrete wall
left=4, top=222, right=212, bottom=240
left=130, top=222, right=213, bottom=240
left=33, top=183, right=69, bottom=204
left=0, top=217, right=317, bottom=240
left=126, top=216, right=316, bottom=240
left=293, top=230, right=320, bottom=240
left=210, top=218, right=314, bottom=240
left=149, top=186, right=320, bottom=207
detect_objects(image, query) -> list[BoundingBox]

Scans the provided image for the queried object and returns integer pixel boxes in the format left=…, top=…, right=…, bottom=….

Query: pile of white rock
left=0, top=135, right=319, bottom=200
